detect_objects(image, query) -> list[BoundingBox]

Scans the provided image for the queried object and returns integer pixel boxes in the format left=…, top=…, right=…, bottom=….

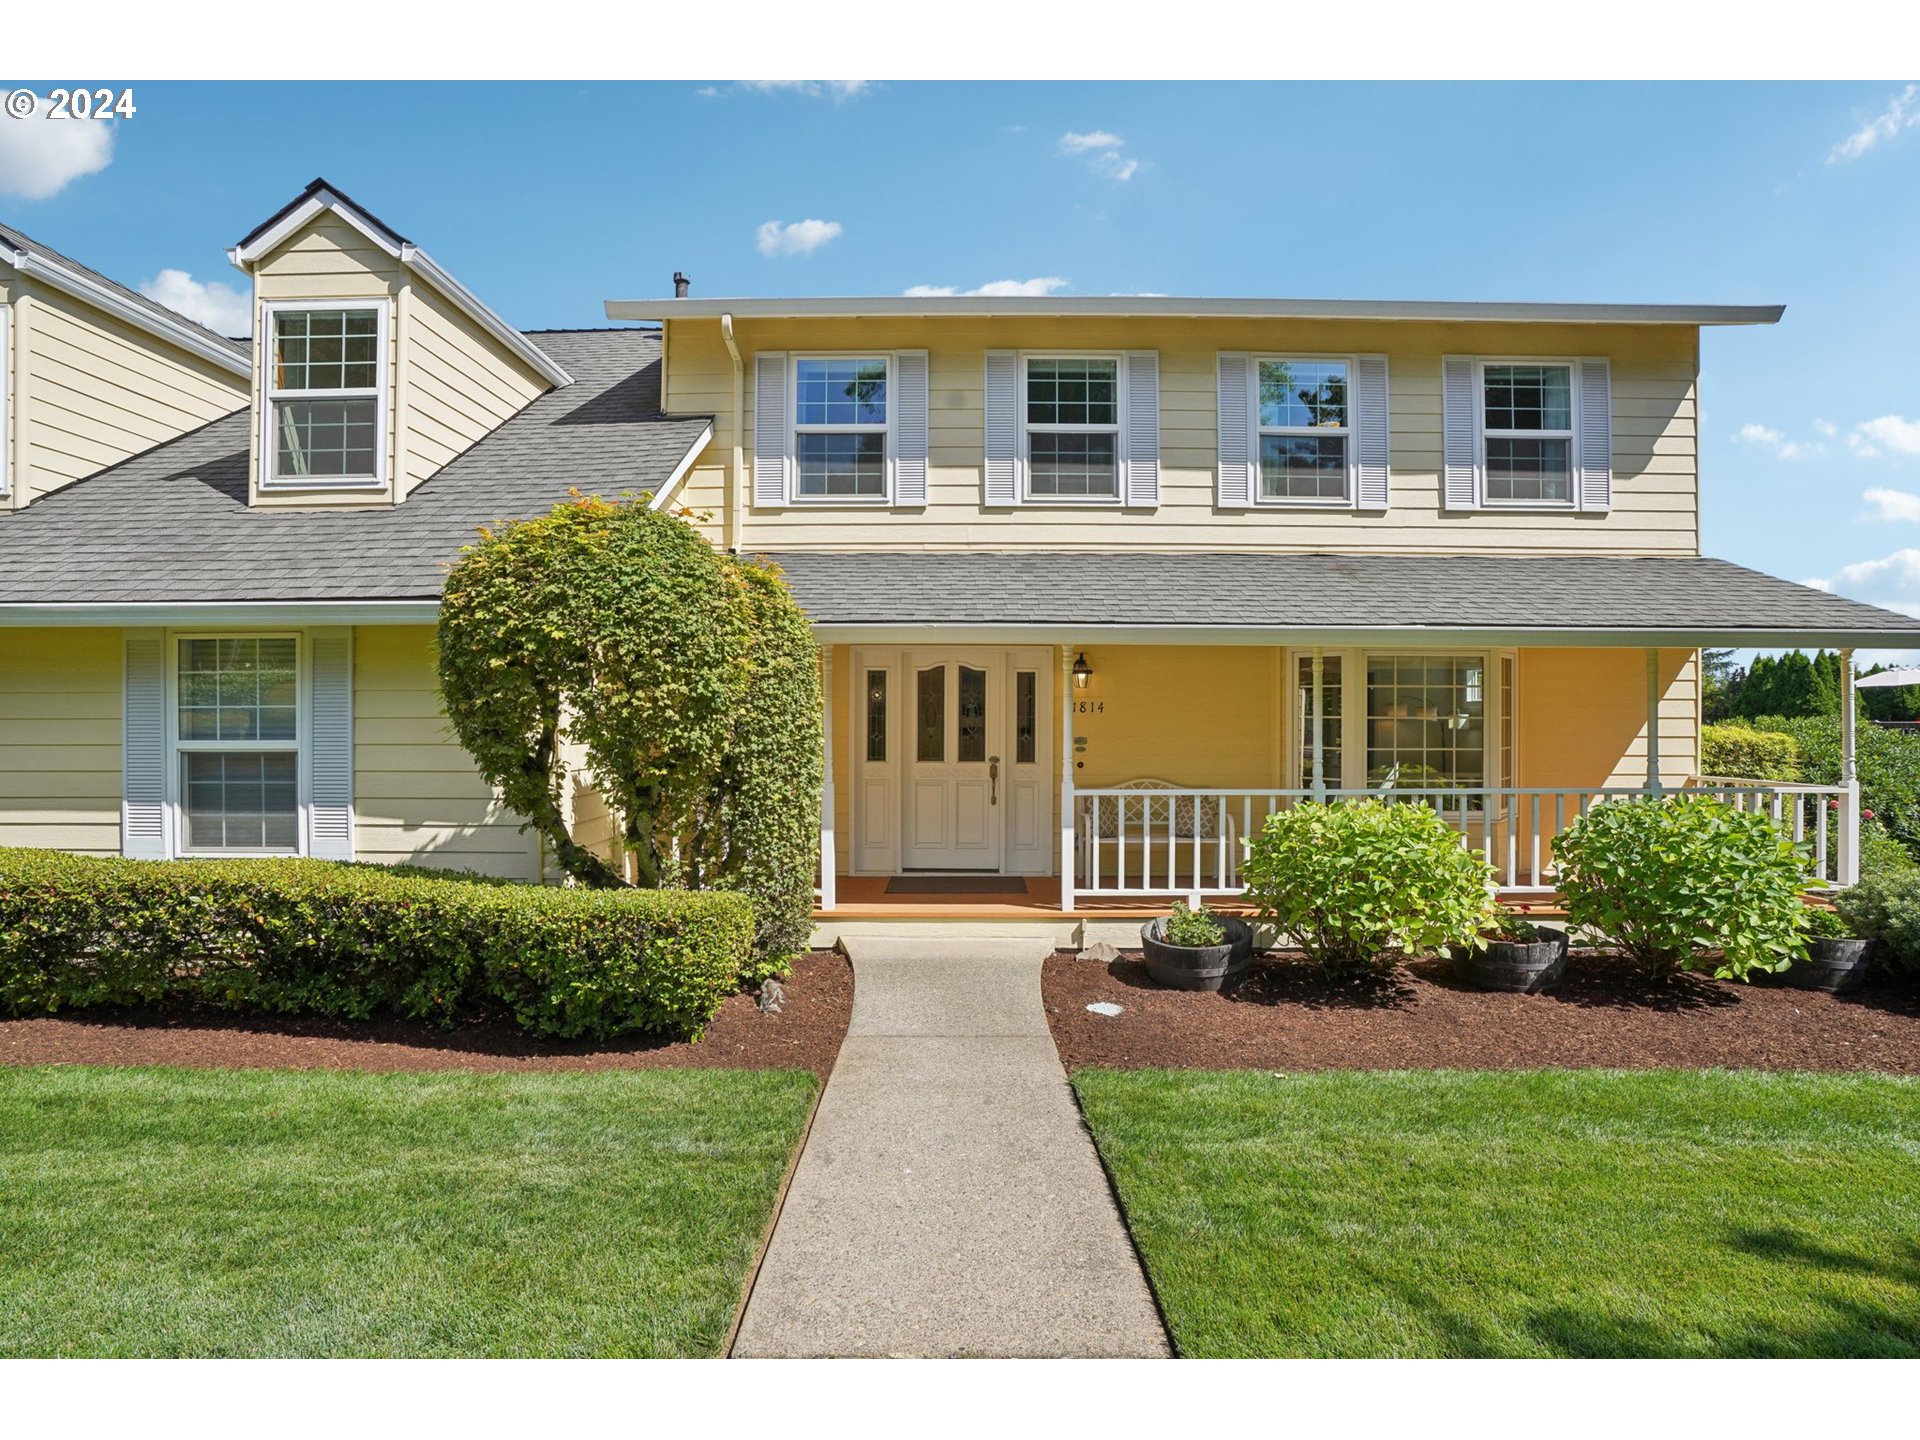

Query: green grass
left=0, top=1065, right=817, bottom=1356
left=1074, top=1068, right=1920, bottom=1358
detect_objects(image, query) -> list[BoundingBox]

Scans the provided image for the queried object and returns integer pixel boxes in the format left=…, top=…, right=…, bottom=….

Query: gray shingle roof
left=0, top=329, right=710, bottom=603
left=762, top=551, right=1920, bottom=645
left=0, top=218, right=251, bottom=361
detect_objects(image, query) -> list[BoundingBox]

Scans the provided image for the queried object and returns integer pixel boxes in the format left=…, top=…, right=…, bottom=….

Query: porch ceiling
left=768, top=552, right=1920, bottom=650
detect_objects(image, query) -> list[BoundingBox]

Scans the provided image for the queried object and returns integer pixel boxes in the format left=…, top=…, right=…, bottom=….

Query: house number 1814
left=1074, top=699, right=1105, bottom=714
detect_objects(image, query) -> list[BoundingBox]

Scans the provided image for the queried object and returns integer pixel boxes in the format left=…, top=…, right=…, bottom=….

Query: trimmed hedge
left=0, top=850, right=752, bottom=1041
left=1700, top=724, right=1802, bottom=783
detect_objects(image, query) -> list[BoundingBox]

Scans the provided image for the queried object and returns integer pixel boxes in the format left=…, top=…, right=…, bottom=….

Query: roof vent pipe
left=673, top=271, right=690, bottom=298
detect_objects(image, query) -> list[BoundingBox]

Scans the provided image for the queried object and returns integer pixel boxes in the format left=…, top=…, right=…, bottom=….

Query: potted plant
left=1140, top=900, right=1253, bottom=991
left=1785, top=905, right=1876, bottom=993
left=1457, top=906, right=1569, bottom=993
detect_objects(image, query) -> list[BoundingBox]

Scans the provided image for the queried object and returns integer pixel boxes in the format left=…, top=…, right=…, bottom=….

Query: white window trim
left=258, top=297, right=392, bottom=493
left=786, top=351, right=896, bottom=507
left=1251, top=353, right=1359, bottom=509
left=1021, top=352, right=1129, bottom=507
left=0, top=303, right=11, bottom=499
left=1287, top=646, right=1516, bottom=804
left=1474, top=356, right=1581, bottom=512
left=165, top=630, right=309, bottom=859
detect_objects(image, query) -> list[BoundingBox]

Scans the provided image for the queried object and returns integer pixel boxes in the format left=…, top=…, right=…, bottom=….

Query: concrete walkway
left=731, top=937, right=1171, bottom=1358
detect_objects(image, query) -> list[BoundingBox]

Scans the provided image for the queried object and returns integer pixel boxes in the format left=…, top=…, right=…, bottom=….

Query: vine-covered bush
left=1553, top=797, right=1810, bottom=981
left=1241, top=800, right=1497, bottom=977
left=437, top=495, right=822, bottom=980
left=1834, top=871, right=1920, bottom=972
left=1700, top=724, right=1802, bottom=782
left=0, top=850, right=750, bottom=1041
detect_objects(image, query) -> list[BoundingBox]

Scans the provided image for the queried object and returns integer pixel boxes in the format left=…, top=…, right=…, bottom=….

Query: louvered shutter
left=1216, top=353, right=1254, bottom=508
left=1123, top=351, right=1160, bottom=507
left=983, top=351, right=1019, bottom=505
left=1577, top=357, right=1613, bottom=512
left=307, top=629, right=354, bottom=861
left=894, top=350, right=929, bottom=506
left=753, top=353, right=789, bottom=506
left=1441, top=355, right=1480, bottom=510
left=122, top=630, right=167, bottom=859
left=1353, top=353, right=1390, bottom=510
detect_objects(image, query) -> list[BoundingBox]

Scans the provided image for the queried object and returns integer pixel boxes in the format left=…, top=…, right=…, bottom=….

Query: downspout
left=720, top=313, right=744, bottom=553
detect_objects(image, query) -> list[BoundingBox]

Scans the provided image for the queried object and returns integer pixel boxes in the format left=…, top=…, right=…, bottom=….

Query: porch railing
left=1071, top=780, right=1853, bottom=899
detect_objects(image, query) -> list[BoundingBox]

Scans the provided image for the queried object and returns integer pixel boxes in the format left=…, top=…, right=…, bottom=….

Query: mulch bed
left=0, top=950, right=853, bottom=1076
left=1046, top=950, right=1920, bottom=1073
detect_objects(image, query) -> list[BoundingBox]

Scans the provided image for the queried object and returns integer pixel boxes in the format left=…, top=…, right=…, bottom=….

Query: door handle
left=989, top=756, right=1000, bottom=805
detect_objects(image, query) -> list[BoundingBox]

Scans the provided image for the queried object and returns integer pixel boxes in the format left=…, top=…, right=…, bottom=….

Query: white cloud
left=1057, top=129, right=1143, bottom=182
left=1811, top=548, right=1920, bottom=600
left=738, top=81, right=869, bottom=101
left=902, top=277, right=1070, bottom=298
left=755, top=218, right=842, bottom=258
left=1857, top=414, right=1920, bottom=457
left=1850, top=432, right=1882, bottom=460
left=1815, top=418, right=1838, bottom=437
left=0, top=93, right=113, bottom=200
left=1865, top=487, right=1920, bottom=523
left=694, top=86, right=723, bottom=99
left=138, top=269, right=252, bottom=336
left=1737, top=422, right=1784, bottom=445
left=1734, top=421, right=1816, bottom=460
left=1828, top=84, right=1920, bottom=162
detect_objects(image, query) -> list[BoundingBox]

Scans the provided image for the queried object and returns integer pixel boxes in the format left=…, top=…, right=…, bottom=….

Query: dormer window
left=262, top=301, right=387, bottom=489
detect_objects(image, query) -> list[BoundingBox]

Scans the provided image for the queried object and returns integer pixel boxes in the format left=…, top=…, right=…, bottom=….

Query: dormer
left=228, top=179, right=571, bottom=507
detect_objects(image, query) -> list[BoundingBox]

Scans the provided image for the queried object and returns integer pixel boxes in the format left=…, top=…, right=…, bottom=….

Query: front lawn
left=1074, top=1068, right=1920, bottom=1357
left=0, top=1065, right=816, bottom=1356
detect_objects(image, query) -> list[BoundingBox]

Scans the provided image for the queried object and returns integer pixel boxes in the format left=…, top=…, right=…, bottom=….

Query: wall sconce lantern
left=1072, top=652, right=1093, bottom=690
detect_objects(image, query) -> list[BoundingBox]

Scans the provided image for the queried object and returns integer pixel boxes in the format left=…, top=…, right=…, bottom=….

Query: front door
left=902, top=652, right=1004, bottom=870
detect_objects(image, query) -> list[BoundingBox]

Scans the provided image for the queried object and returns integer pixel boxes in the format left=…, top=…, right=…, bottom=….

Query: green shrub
left=1834, top=872, right=1920, bottom=972
left=1700, top=723, right=1802, bottom=782
left=1241, top=800, right=1497, bottom=978
left=1802, top=905, right=1852, bottom=941
left=0, top=850, right=751, bottom=1041
left=1553, top=797, right=1810, bottom=981
left=1486, top=906, right=1547, bottom=943
left=1746, top=714, right=1920, bottom=857
left=1163, top=900, right=1227, bottom=948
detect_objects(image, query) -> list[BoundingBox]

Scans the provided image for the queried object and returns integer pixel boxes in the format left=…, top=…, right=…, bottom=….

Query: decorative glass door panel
left=902, top=653, right=1003, bottom=870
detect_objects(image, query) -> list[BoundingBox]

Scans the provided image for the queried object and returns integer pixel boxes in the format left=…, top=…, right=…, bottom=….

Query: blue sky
left=3, top=79, right=1919, bottom=649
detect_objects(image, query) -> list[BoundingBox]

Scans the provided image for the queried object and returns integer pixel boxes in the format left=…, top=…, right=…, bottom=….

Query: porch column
left=818, top=645, right=836, bottom=912
left=1644, top=648, right=1664, bottom=796
left=1060, top=645, right=1077, bottom=913
left=1840, top=646, right=1861, bottom=886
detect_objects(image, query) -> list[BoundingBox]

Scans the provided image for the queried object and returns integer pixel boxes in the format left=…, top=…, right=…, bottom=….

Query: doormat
left=885, top=875, right=1029, bottom=895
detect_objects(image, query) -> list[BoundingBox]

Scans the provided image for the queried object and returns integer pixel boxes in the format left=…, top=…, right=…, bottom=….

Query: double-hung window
left=1258, top=359, right=1350, bottom=503
left=1025, top=357, right=1120, bottom=500
left=175, top=636, right=301, bottom=854
left=263, top=303, right=386, bottom=488
left=793, top=356, right=890, bottom=500
left=1481, top=362, right=1574, bottom=505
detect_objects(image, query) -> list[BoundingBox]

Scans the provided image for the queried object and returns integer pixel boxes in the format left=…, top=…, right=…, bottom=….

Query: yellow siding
left=1517, top=647, right=1700, bottom=790
left=352, top=626, right=543, bottom=879
left=0, top=628, right=122, bottom=852
left=664, top=316, right=1698, bottom=556
left=2, top=264, right=247, bottom=510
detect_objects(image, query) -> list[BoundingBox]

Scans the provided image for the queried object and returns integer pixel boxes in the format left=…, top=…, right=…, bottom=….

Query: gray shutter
left=753, top=353, right=788, bottom=506
left=1124, top=351, right=1160, bottom=507
left=1577, top=357, right=1613, bottom=512
left=983, top=350, right=1019, bottom=505
left=1441, top=355, right=1480, bottom=510
left=307, top=629, right=354, bottom=861
left=894, top=349, right=928, bottom=506
left=121, top=630, right=167, bottom=859
left=1216, top=353, right=1253, bottom=508
left=1353, top=353, right=1390, bottom=510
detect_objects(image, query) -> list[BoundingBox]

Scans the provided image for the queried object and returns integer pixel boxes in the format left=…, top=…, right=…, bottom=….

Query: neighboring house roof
left=762, top=551, right=1920, bottom=649
left=609, top=296, right=1785, bottom=327
left=0, top=219, right=252, bottom=377
left=0, top=330, right=709, bottom=610
left=229, top=178, right=574, bottom=389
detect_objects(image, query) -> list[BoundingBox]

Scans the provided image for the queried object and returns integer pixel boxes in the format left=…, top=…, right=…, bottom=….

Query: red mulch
left=0, top=950, right=853, bottom=1076
left=1045, top=950, right=1920, bottom=1073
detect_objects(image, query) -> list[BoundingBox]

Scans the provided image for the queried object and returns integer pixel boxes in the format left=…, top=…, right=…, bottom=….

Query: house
left=2, top=179, right=1915, bottom=948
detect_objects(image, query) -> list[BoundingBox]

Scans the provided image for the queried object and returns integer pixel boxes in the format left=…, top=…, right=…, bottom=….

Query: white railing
left=1072, top=780, right=1853, bottom=899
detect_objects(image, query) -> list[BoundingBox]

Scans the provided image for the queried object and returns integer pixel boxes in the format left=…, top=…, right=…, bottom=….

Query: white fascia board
left=646, top=420, right=715, bottom=511
left=0, top=600, right=441, bottom=627
left=805, top=623, right=1920, bottom=649
left=227, top=189, right=406, bottom=268
left=8, top=248, right=250, bottom=379
left=608, top=296, right=1786, bottom=328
